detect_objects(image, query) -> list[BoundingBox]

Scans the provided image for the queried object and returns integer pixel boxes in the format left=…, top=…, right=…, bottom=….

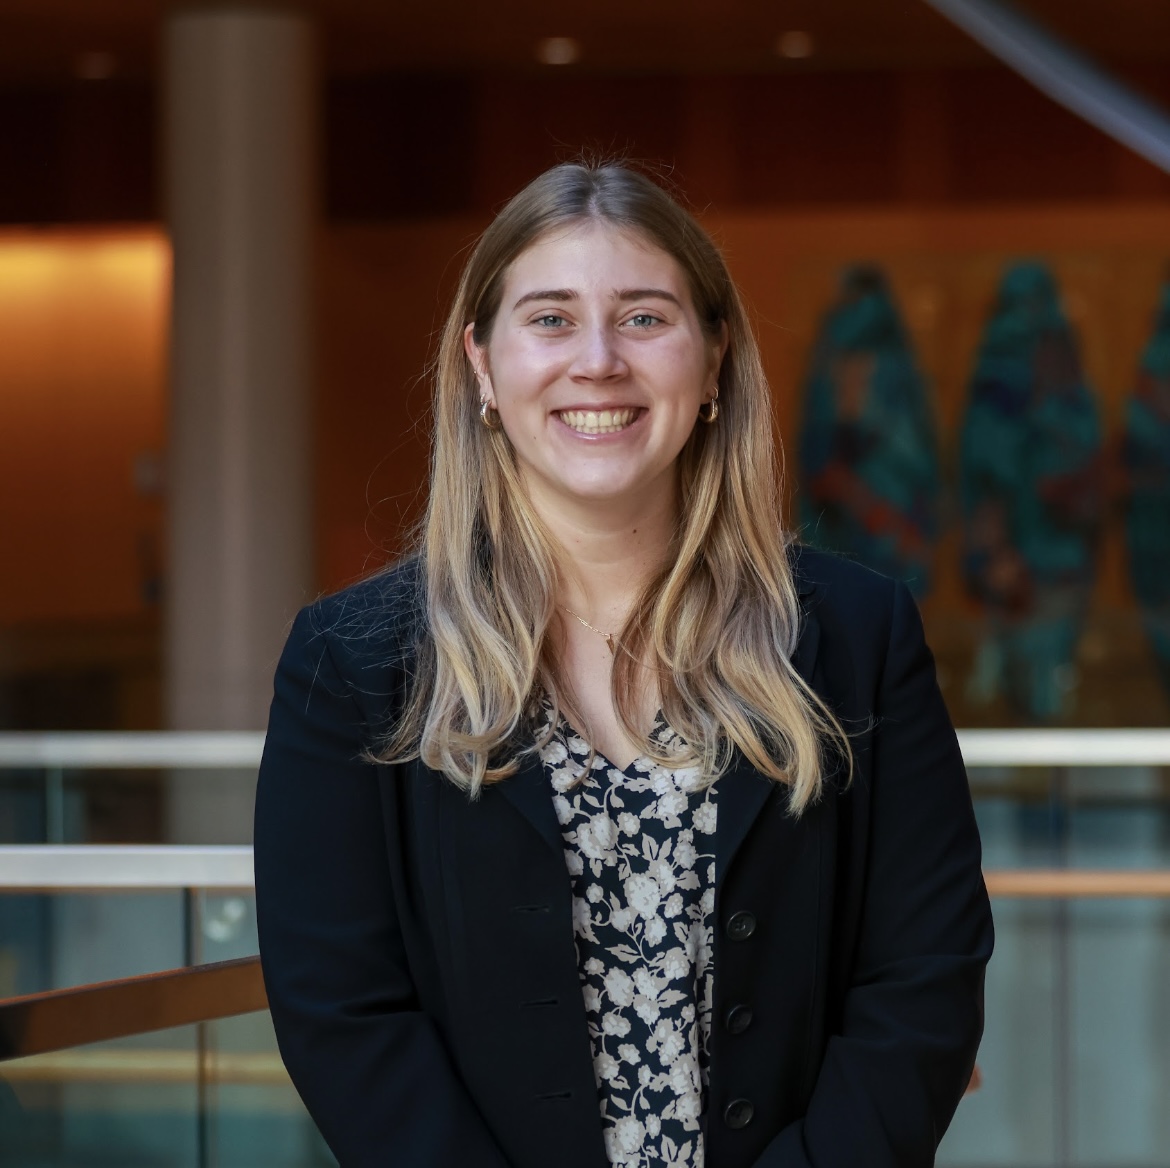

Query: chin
left=555, top=473, right=644, bottom=502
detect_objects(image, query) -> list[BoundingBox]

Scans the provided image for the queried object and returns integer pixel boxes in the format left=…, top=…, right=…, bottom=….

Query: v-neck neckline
left=551, top=706, right=672, bottom=778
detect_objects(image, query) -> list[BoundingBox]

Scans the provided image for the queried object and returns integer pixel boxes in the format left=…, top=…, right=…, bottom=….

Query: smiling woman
left=403, top=164, right=843, bottom=798
left=253, top=162, right=993, bottom=1168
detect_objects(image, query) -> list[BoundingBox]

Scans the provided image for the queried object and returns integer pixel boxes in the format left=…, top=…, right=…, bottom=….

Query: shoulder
left=307, top=555, right=424, bottom=649
left=789, top=543, right=901, bottom=612
left=285, top=556, right=425, bottom=715
left=788, top=543, right=913, bottom=669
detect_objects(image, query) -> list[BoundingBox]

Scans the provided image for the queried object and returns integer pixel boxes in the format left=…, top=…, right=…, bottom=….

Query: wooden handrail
left=0, top=1048, right=287, bottom=1084
left=1, top=868, right=1168, bottom=1066
left=984, top=869, right=1170, bottom=898
left=0, top=955, right=266, bottom=1062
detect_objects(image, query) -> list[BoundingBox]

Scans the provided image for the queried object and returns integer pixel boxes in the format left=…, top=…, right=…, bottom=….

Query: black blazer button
left=723, top=1098, right=754, bottom=1129
left=725, top=910, right=757, bottom=941
left=724, top=1004, right=753, bottom=1034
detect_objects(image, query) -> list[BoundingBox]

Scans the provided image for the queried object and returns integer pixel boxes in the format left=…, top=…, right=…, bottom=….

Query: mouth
left=556, top=407, right=642, bottom=436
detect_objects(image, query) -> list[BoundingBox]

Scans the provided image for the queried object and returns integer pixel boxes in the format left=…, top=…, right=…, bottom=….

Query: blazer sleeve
left=253, top=605, right=512, bottom=1168
left=756, top=580, right=994, bottom=1168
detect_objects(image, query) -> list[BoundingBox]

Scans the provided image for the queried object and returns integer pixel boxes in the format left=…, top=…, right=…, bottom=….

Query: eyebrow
left=512, top=287, right=683, bottom=310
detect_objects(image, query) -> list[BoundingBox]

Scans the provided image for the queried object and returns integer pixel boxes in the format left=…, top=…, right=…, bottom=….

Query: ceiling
left=1, top=0, right=1169, bottom=83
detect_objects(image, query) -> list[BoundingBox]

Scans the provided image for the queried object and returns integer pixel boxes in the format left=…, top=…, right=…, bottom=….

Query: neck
left=526, top=473, right=679, bottom=626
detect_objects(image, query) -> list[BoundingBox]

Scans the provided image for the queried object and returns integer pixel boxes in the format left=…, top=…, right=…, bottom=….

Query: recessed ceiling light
left=776, top=30, right=814, bottom=60
left=536, top=37, right=581, bottom=66
left=76, top=50, right=117, bottom=80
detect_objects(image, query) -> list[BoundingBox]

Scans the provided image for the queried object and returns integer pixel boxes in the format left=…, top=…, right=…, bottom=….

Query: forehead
left=502, top=220, right=688, bottom=299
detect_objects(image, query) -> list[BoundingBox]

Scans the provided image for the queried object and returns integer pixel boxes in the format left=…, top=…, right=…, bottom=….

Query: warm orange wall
left=0, top=229, right=168, bottom=625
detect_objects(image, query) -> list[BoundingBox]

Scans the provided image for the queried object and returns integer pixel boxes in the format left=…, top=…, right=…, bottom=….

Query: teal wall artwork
left=959, top=262, right=1104, bottom=721
left=1122, top=282, right=1170, bottom=696
left=797, top=266, right=941, bottom=599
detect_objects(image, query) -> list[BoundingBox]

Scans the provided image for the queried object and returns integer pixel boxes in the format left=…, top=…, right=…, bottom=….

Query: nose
left=568, top=321, right=628, bottom=382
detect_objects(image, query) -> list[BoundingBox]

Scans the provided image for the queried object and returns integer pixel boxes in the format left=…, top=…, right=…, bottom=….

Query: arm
left=758, top=581, right=994, bottom=1167
left=254, top=605, right=511, bottom=1168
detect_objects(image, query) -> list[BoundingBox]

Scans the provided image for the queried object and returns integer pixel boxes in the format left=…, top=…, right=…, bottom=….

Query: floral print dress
left=537, top=703, right=718, bottom=1167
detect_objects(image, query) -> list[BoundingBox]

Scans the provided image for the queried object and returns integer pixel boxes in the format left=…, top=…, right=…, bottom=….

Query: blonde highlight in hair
left=379, top=161, right=851, bottom=813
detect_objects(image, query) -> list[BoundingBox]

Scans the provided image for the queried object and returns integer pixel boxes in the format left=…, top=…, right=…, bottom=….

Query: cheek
left=490, top=336, right=555, bottom=404
left=655, top=339, right=712, bottom=399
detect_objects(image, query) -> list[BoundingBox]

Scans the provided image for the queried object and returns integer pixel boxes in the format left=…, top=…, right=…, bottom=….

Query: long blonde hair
left=380, top=162, right=849, bottom=813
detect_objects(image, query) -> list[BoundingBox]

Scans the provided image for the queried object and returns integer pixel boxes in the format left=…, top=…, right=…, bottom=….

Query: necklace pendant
left=563, top=605, right=619, bottom=652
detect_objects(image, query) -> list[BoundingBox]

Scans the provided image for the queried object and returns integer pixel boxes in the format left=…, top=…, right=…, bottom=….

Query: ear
left=463, top=322, right=495, bottom=402
left=711, top=320, right=730, bottom=382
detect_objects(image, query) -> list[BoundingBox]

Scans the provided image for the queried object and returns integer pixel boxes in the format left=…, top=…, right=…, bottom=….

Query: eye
left=626, top=313, right=662, bottom=329
left=533, top=313, right=568, bottom=328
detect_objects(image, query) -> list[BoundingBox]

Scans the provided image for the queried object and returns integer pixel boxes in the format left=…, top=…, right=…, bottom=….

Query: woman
left=254, top=162, right=993, bottom=1168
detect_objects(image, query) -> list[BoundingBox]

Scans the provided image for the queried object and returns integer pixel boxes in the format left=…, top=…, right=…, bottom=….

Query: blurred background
left=1, top=1, right=1170, bottom=1165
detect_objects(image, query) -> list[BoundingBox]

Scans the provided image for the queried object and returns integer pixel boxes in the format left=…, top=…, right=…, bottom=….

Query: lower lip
left=554, top=409, right=647, bottom=441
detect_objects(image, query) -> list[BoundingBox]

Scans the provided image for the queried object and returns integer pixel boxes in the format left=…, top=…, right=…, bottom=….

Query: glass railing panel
left=0, top=1024, right=202, bottom=1168
left=940, top=766, right=1170, bottom=1166
left=204, top=1012, right=336, bottom=1168
left=940, top=896, right=1059, bottom=1166
left=0, top=891, right=257, bottom=996
left=196, top=892, right=259, bottom=965
left=970, top=764, right=1170, bottom=869
left=941, top=894, right=1170, bottom=1167
left=0, top=761, right=259, bottom=847
left=0, top=1014, right=334, bottom=1168
left=0, top=767, right=170, bottom=845
left=1067, top=896, right=1170, bottom=1163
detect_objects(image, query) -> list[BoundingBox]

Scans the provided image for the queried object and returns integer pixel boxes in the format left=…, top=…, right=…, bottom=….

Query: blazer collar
left=498, top=574, right=824, bottom=879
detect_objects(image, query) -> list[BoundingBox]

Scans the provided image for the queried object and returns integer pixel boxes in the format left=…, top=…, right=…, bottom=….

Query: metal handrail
left=957, top=728, right=1170, bottom=767
left=0, top=732, right=265, bottom=769
left=0, top=956, right=265, bottom=1061
left=1, top=728, right=1169, bottom=770
left=0, top=845, right=1169, bottom=899
left=0, top=845, right=254, bottom=889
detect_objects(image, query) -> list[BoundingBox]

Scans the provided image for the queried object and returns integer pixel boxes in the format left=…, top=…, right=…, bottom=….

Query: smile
left=557, top=408, right=640, bottom=435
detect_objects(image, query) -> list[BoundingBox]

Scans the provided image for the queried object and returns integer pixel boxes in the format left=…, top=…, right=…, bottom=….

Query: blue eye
left=627, top=313, right=661, bottom=328
left=535, top=314, right=566, bottom=327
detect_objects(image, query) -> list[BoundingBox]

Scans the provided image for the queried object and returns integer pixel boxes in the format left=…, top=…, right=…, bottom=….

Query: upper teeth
left=559, top=408, right=637, bottom=434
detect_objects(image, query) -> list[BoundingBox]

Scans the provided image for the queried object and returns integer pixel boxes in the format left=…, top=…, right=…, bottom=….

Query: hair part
left=379, top=161, right=851, bottom=814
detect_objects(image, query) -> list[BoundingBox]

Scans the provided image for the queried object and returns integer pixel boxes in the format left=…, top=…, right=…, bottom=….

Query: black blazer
left=254, top=547, right=993, bottom=1168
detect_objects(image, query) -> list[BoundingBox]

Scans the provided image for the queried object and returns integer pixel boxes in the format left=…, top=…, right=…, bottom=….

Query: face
left=465, top=220, right=726, bottom=516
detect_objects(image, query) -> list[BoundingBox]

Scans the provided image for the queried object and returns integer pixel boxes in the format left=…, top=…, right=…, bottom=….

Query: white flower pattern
left=539, top=702, right=717, bottom=1167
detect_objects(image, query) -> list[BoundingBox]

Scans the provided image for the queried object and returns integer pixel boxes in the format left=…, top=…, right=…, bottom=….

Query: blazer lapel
left=497, top=749, right=566, bottom=858
left=715, top=581, right=822, bottom=885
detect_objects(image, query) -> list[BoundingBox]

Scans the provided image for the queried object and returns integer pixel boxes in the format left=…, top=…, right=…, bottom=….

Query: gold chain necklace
left=562, top=606, right=617, bottom=654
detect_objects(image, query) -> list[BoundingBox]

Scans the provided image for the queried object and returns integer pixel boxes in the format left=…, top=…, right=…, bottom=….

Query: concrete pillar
left=163, top=8, right=315, bottom=840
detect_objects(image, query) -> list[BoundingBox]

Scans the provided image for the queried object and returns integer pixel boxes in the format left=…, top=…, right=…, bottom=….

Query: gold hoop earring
left=480, top=400, right=502, bottom=430
left=699, top=386, right=719, bottom=425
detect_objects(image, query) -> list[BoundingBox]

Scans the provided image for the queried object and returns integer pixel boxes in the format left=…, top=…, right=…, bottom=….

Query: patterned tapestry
left=959, top=262, right=1104, bottom=721
left=1123, top=281, right=1170, bottom=695
left=797, top=266, right=940, bottom=598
